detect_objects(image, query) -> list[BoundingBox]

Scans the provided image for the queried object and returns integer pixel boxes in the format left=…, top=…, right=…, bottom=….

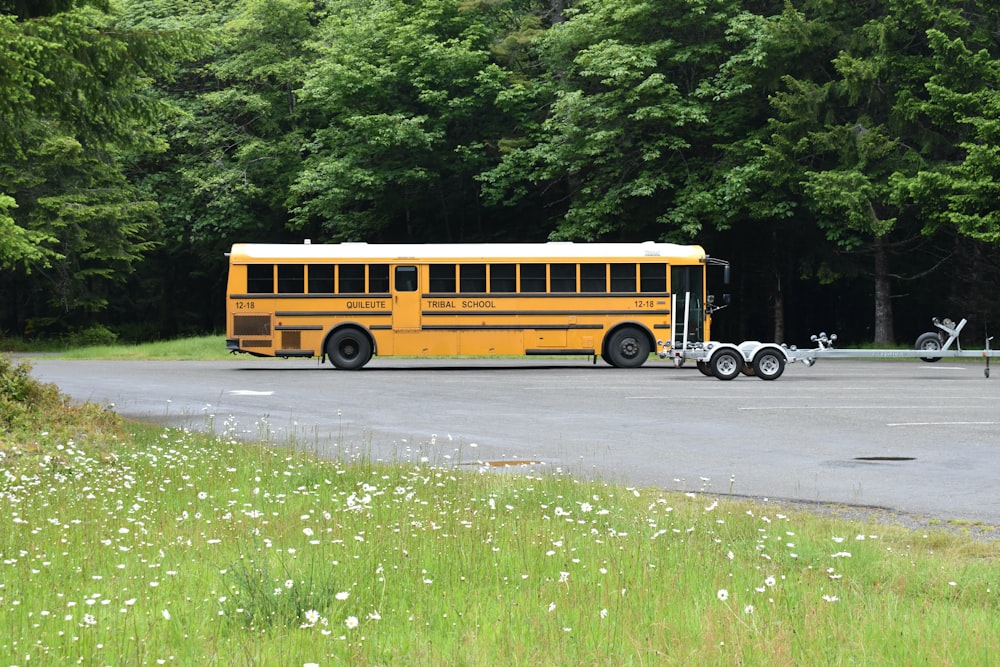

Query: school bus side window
left=339, top=264, right=365, bottom=293
left=277, top=264, right=304, bottom=293
left=610, top=263, right=636, bottom=293
left=581, top=263, right=607, bottom=293
left=247, top=264, right=274, bottom=293
left=550, top=263, right=576, bottom=293
left=308, top=264, right=334, bottom=294
left=429, top=264, right=456, bottom=293
left=369, top=264, right=390, bottom=293
left=460, top=264, right=487, bottom=293
left=639, top=264, right=667, bottom=293
left=520, top=263, right=546, bottom=293
left=489, top=264, right=516, bottom=293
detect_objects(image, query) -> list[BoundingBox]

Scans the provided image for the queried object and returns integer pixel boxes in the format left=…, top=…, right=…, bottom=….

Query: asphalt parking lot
left=28, top=356, right=1000, bottom=525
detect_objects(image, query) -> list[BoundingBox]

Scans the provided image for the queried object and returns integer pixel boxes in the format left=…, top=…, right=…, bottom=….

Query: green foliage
left=0, top=353, right=119, bottom=450
left=895, top=24, right=1000, bottom=243
left=480, top=0, right=794, bottom=241
left=0, top=1, right=196, bottom=330
left=0, top=194, right=54, bottom=271
left=0, top=354, right=48, bottom=409
left=290, top=0, right=524, bottom=241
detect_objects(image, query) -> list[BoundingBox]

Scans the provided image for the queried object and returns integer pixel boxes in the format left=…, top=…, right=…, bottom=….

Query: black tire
left=696, top=361, right=713, bottom=377
left=752, top=349, right=786, bottom=380
left=915, top=332, right=942, bottom=363
left=605, top=327, right=651, bottom=368
left=740, top=363, right=755, bottom=377
left=710, top=349, right=742, bottom=381
left=326, top=328, right=372, bottom=370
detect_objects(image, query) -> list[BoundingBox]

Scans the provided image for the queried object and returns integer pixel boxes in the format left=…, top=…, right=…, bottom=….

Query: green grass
left=11, top=335, right=234, bottom=361
left=1, top=353, right=998, bottom=665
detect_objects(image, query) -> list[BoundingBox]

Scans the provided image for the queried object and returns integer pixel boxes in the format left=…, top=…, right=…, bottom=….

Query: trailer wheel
left=752, top=349, right=786, bottom=380
left=696, top=361, right=713, bottom=377
left=915, top=332, right=942, bottom=363
left=710, top=349, right=742, bottom=381
left=326, top=328, right=372, bottom=370
left=740, top=363, right=755, bottom=377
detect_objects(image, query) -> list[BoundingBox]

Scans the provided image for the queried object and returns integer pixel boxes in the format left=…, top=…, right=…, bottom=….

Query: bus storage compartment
left=526, top=329, right=567, bottom=348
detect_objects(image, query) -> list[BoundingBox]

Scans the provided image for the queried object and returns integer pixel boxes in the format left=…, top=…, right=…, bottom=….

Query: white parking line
left=737, top=406, right=929, bottom=410
left=229, top=390, right=274, bottom=396
left=886, top=421, right=999, bottom=427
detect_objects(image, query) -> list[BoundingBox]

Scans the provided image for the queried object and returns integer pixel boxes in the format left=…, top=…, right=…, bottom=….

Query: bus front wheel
left=326, top=328, right=372, bottom=370
left=605, top=327, right=650, bottom=368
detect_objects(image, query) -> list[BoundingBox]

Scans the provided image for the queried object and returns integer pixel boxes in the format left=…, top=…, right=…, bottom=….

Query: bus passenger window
left=369, top=264, right=390, bottom=293
left=520, top=263, right=546, bottom=293
left=339, top=264, right=365, bottom=293
left=489, top=264, right=516, bottom=293
left=277, top=264, right=305, bottom=293
left=550, top=264, right=576, bottom=293
left=640, top=264, right=666, bottom=293
left=395, top=266, right=417, bottom=292
left=581, top=264, right=607, bottom=293
left=429, top=264, right=456, bottom=293
left=247, top=264, right=274, bottom=293
left=610, top=264, right=636, bottom=293
left=460, top=264, right=487, bottom=293
left=307, top=264, right=334, bottom=294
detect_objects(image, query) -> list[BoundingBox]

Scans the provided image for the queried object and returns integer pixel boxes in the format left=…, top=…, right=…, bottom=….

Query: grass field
left=1, top=351, right=998, bottom=665
left=8, top=335, right=233, bottom=361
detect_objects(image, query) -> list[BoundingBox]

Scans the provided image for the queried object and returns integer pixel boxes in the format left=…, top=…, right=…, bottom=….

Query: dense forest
left=2, top=0, right=999, bottom=347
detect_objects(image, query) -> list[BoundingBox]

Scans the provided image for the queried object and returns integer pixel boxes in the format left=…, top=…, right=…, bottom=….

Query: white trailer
left=661, top=293, right=997, bottom=380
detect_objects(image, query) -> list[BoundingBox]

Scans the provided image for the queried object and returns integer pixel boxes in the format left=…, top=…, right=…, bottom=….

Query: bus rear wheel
left=605, top=327, right=650, bottom=368
left=326, top=328, right=372, bottom=370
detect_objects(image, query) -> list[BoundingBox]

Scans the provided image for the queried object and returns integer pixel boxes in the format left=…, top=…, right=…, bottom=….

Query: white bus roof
left=229, top=241, right=707, bottom=262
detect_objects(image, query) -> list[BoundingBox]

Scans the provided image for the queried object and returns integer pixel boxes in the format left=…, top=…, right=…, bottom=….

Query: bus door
left=392, top=265, right=421, bottom=331
left=671, top=265, right=704, bottom=345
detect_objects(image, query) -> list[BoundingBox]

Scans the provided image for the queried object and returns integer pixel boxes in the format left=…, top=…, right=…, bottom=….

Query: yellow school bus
left=225, top=241, right=718, bottom=369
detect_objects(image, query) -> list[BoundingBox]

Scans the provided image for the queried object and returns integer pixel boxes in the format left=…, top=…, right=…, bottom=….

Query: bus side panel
left=458, top=330, right=522, bottom=355
left=393, top=329, right=459, bottom=356
left=372, top=329, right=393, bottom=356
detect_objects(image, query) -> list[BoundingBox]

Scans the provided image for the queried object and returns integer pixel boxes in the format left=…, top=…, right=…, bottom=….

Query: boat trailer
left=661, top=294, right=996, bottom=381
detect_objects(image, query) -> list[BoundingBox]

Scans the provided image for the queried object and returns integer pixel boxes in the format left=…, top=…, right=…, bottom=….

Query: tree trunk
left=549, top=0, right=566, bottom=24
left=772, top=280, right=785, bottom=343
left=873, top=238, right=894, bottom=344
left=770, top=230, right=784, bottom=343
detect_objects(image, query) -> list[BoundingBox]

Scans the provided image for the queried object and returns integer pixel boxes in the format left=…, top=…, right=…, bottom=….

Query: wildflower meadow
left=1, top=354, right=997, bottom=665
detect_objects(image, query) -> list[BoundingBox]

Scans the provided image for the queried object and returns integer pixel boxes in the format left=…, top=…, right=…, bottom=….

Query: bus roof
left=229, top=241, right=707, bottom=263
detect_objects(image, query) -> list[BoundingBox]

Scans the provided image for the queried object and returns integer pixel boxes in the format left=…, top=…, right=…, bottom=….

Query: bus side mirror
left=723, top=265, right=730, bottom=285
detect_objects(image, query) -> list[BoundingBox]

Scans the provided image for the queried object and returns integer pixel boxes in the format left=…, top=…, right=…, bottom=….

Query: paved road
left=27, top=356, right=1000, bottom=524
